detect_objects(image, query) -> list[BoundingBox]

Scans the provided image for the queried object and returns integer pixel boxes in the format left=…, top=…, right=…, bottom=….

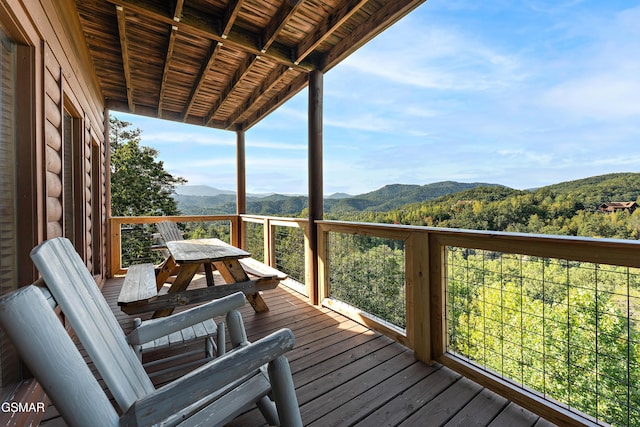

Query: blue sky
left=114, top=1, right=640, bottom=196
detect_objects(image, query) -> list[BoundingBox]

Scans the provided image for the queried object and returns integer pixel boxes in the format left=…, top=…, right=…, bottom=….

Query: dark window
left=0, top=24, right=19, bottom=400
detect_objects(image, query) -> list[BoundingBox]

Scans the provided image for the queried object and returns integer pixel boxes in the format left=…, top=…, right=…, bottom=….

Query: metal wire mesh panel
left=120, top=224, right=164, bottom=267
left=446, top=247, right=640, bottom=426
left=274, top=225, right=305, bottom=284
left=244, top=221, right=264, bottom=262
left=327, top=232, right=406, bottom=329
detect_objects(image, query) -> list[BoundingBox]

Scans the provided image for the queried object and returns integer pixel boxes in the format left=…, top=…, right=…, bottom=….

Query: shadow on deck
left=40, top=275, right=557, bottom=427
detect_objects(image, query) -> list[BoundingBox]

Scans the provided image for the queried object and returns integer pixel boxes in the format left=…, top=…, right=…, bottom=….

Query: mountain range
left=173, top=181, right=504, bottom=216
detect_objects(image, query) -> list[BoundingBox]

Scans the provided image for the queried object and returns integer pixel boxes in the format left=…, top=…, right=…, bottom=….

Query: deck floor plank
left=39, top=274, right=557, bottom=426
left=307, top=361, right=438, bottom=427
left=300, top=348, right=418, bottom=425
left=488, top=402, right=540, bottom=427
left=444, top=387, right=510, bottom=427
left=353, top=366, right=461, bottom=426
left=398, top=376, right=483, bottom=426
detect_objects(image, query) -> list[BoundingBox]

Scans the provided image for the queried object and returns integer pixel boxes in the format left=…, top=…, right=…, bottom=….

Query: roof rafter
left=205, top=53, right=260, bottom=126
left=157, top=0, right=184, bottom=116
left=225, top=64, right=293, bottom=130
left=157, top=25, right=178, bottom=116
left=295, top=0, right=368, bottom=65
left=260, top=0, right=304, bottom=54
left=239, top=72, right=309, bottom=130
left=115, top=4, right=134, bottom=112
left=182, top=40, right=224, bottom=121
left=221, top=0, right=246, bottom=39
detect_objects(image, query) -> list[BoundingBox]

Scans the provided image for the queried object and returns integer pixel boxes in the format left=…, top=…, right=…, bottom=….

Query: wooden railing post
left=107, top=217, right=122, bottom=277
left=406, top=230, right=431, bottom=363
left=231, top=214, right=241, bottom=249
left=264, top=217, right=272, bottom=266
left=316, top=225, right=328, bottom=303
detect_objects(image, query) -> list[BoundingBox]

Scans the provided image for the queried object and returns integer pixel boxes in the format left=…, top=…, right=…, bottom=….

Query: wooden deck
left=40, top=275, right=557, bottom=427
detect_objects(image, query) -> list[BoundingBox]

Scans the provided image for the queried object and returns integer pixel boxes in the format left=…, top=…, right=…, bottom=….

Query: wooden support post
left=236, top=129, right=246, bottom=248
left=308, top=70, right=323, bottom=305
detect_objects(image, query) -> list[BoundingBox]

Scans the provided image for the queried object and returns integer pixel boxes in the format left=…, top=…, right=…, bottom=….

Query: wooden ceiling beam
left=295, top=0, right=368, bottom=65
left=320, top=0, right=426, bottom=71
left=157, top=1, right=184, bottom=116
left=182, top=41, right=224, bottom=121
left=158, top=0, right=184, bottom=118
left=222, top=0, right=246, bottom=39
left=104, top=0, right=314, bottom=72
left=157, top=24, right=178, bottom=117
left=260, top=0, right=304, bottom=54
left=205, top=53, right=259, bottom=126
left=238, top=72, right=309, bottom=131
left=172, top=0, right=185, bottom=20
left=225, top=64, right=292, bottom=129
left=115, top=4, right=134, bottom=112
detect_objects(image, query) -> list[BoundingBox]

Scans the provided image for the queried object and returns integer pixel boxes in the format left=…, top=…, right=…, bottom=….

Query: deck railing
left=107, top=215, right=640, bottom=426
left=240, top=215, right=309, bottom=296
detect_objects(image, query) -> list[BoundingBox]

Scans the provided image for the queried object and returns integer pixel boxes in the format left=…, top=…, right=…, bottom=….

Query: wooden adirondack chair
left=0, top=237, right=302, bottom=427
left=156, top=220, right=185, bottom=243
left=151, top=221, right=185, bottom=277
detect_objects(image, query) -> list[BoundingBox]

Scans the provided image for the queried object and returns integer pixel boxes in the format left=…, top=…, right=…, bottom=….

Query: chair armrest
left=126, top=291, right=246, bottom=345
left=120, top=328, right=295, bottom=427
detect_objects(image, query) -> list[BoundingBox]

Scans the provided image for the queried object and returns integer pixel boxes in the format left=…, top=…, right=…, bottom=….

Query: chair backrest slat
left=30, top=238, right=154, bottom=411
left=0, top=286, right=119, bottom=427
left=157, top=221, right=184, bottom=242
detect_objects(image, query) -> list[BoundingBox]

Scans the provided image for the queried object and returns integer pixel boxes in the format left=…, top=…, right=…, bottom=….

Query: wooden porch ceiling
left=74, top=0, right=426, bottom=131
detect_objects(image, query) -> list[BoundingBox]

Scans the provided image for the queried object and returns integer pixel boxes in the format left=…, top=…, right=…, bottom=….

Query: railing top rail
left=240, top=214, right=308, bottom=223
left=109, top=215, right=237, bottom=225
left=317, top=219, right=640, bottom=268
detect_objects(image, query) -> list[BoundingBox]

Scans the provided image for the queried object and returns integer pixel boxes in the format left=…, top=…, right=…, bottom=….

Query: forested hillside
left=342, top=173, right=640, bottom=239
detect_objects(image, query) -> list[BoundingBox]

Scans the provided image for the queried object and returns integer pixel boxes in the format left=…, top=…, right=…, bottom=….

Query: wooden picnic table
left=150, top=238, right=279, bottom=317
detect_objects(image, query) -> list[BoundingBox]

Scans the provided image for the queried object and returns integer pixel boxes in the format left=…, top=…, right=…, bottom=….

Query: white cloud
left=144, top=131, right=236, bottom=147
left=247, top=140, right=306, bottom=150
left=341, top=21, right=524, bottom=92
left=540, top=77, right=640, bottom=120
left=535, top=5, right=640, bottom=120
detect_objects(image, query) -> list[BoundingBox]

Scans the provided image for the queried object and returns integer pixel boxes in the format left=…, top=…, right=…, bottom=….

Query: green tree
left=109, top=116, right=186, bottom=216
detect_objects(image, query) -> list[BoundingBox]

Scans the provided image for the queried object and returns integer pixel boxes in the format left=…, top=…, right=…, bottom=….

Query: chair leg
left=257, top=395, right=279, bottom=426
left=205, top=337, right=215, bottom=358
left=268, top=356, right=302, bottom=427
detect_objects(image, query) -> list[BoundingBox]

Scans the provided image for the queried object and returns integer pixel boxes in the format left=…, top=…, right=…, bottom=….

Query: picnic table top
left=166, top=238, right=251, bottom=264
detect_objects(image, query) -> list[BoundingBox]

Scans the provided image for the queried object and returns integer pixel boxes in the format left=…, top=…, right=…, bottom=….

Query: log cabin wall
left=0, top=0, right=107, bottom=420
left=44, top=44, right=64, bottom=240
